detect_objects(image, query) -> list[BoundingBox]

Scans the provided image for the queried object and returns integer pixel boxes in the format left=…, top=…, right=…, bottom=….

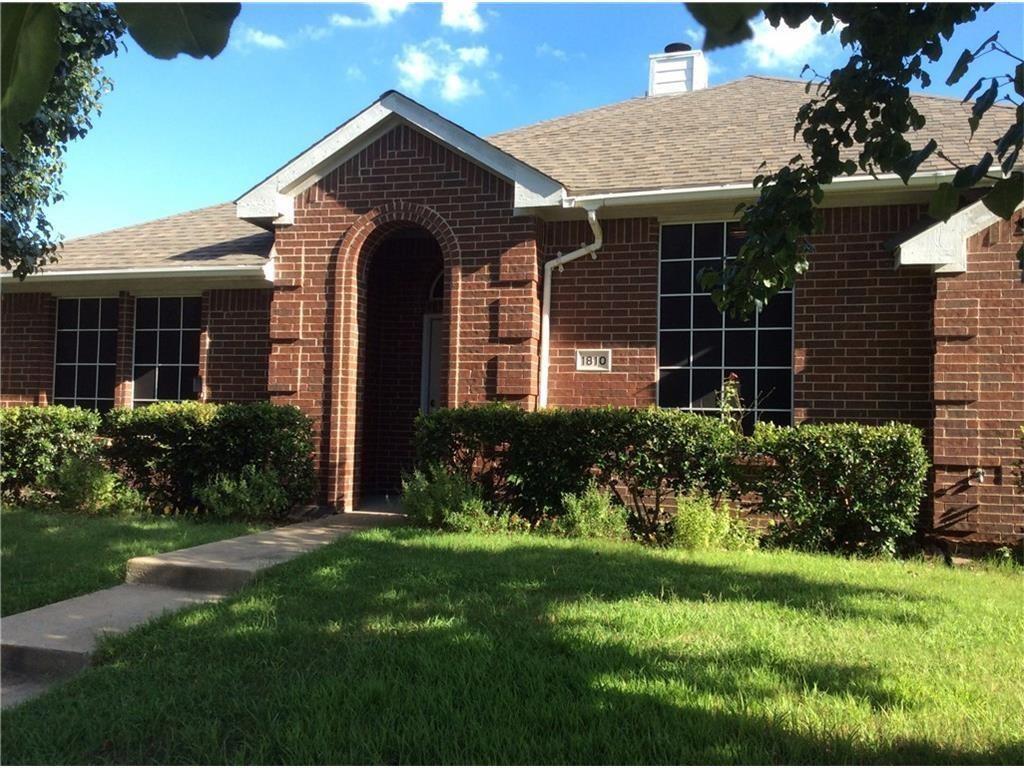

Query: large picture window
left=132, top=297, right=201, bottom=405
left=53, top=297, right=119, bottom=411
left=657, top=222, right=793, bottom=429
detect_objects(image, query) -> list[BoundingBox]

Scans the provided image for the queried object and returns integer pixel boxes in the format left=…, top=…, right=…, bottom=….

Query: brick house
left=2, top=47, right=1021, bottom=545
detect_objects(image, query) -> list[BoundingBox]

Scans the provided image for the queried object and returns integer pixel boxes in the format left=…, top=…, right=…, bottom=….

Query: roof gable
left=236, top=91, right=565, bottom=224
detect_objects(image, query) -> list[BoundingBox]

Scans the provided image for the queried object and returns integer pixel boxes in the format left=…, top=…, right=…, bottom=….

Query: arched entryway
left=356, top=225, right=445, bottom=502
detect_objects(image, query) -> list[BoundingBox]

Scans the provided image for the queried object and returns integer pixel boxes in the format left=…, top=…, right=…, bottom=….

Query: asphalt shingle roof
left=42, top=203, right=272, bottom=272
left=489, top=75, right=1017, bottom=195
left=42, top=75, right=1015, bottom=272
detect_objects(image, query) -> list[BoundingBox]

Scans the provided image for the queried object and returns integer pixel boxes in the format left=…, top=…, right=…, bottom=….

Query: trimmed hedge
left=0, top=406, right=102, bottom=500
left=415, top=405, right=741, bottom=538
left=415, top=406, right=931, bottom=553
left=749, top=422, right=929, bottom=555
left=104, top=402, right=315, bottom=517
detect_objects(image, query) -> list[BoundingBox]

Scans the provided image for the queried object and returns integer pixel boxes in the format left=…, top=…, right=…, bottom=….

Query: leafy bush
left=43, top=456, right=146, bottom=516
left=401, top=463, right=484, bottom=529
left=195, top=465, right=289, bottom=521
left=671, top=494, right=756, bottom=551
left=749, top=422, right=929, bottom=555
left=103, top=402, right=314, bottom=517
left=104, top=402, right=218, bottom=513
left=543, top=481, right=629, bottom=540
left=415, top=405, right=741, bottom=540
left=0, top=406, right=101, bottom=500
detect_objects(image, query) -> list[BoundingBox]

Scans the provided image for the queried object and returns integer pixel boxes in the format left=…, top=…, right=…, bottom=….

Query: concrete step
left=125, top=512, right=403, bottom=591
left=1, top=583, right=225, bottom=678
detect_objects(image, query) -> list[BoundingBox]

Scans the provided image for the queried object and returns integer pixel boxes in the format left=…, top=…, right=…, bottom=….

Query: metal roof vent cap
left=648, top=43, right=708, bottom=96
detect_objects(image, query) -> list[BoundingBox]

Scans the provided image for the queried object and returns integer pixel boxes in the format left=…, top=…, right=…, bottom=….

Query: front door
left=421, top=314, right=443, bottom=413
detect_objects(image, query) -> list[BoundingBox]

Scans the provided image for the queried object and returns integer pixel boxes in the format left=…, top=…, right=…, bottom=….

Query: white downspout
left=538, top=206, right=603, bottom=409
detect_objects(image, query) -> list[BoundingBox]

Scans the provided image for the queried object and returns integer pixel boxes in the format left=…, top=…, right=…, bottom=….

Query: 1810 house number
left=575, top=349, right=613, bottom=372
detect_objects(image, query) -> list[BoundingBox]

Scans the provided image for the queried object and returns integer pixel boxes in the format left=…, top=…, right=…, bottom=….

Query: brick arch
left=328, top=201, right=462, bottom=508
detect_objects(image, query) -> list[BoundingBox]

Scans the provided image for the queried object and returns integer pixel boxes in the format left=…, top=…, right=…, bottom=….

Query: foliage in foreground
left=2, top=529, right=1020, bottom=764
left=686, top=3, right=1022, bottom=315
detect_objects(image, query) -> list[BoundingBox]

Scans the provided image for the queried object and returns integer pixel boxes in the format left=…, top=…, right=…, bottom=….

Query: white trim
left=235, top=91, right=565, bottom=224
left=565, top=170, right=958, bottom=210
left=1, top=264, right=270, bottom=283
left=896, top=199, right=1023, bottom=274
left=420, top=313, right=443, bottom=413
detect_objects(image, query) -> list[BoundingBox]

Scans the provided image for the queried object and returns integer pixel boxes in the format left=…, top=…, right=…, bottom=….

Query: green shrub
left=670, top=494, right=756, bottom=551
left=198, top=403, right=315, bottom=509
left=415, top=405, right=741, bottom=540
left=401, top=463, right=483, bottom=529
left=0, top=406, right=101, bottom=500
left=195, top=465, right=289, bottom=521
left=749, top=422, right=929, bottom=555
left=104, top=402, right=314, bottom=516
left=44, top=456, right=146, bottom=516
left=104, top=402, right=217, bottom=512
left=544, top=481, right=629, bottom=540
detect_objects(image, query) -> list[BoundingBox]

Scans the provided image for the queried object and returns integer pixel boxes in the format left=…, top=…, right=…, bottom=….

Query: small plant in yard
left=542, top=481, right=629, bottom=540
left=195, top=465, right=290, bottom=521
left=42, top=456, right=146, bottom=517
left=671, top=494, right=756, bottom=551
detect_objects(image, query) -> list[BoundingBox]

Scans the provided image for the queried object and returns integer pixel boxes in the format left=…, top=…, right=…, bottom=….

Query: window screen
left=658, top=222, right=793, bottom=430
left=132, top=297, right=201, bottom=405
left=53, top=298, right=119, bottom=411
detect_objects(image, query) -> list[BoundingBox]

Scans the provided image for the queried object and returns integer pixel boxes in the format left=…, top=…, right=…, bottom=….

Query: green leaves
left=952, top=152, right=993, bottom=188
left=981, top=172, right=1024, bottom=219
left=946, top=49, right=973, bottom=86
left=1, top=3, right=60, bottom=150
left=115, top=3, right=240, bottom=60
left=684, top=3, right=765, bottom=49
left=893, top=139, right=938, bottom=184
left=929, top=182, right=960, bottom=222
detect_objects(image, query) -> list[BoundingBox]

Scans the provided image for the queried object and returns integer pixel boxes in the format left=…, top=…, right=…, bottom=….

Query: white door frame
left=420, top=313, right=442, bottom=413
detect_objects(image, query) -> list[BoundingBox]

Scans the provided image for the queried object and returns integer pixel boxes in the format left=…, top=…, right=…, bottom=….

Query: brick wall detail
left=931, top=211, right=1023, bottom=545
left=201, top=288, right=272, bottom=402
left=0, top=292, right=55, bottom=406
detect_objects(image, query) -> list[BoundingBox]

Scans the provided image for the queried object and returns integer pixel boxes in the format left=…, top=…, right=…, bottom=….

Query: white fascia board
left=235, top=92, right=565, bottom=224
left=565, top=170, right=957, bottom=210
left=896, top=199, right=1021, bottom=274
left=0, top=264, right=270, bottom=283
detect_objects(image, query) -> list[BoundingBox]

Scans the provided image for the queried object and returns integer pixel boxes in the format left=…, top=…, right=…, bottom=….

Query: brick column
left=112, top=291, right=135, bottom=408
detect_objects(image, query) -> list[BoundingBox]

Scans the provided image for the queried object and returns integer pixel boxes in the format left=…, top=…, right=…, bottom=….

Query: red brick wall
left=931, top=211, right=1023, bottom=545
left=269, top=123, right=540, bottom=508
left=0, top=292, right=55, bottom=406
left=794, top=205, right=935, bottom=428
left=360, top=236, right=443, bottom=495
left=201, top=288, right=272, bottom=403
left=545, top=218, right=659, bottom=407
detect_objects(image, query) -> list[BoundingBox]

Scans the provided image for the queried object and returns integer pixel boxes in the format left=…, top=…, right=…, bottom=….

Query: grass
left=3, top=529, right=1022, bottom=764
left=1, top=506, right=260, bottom=616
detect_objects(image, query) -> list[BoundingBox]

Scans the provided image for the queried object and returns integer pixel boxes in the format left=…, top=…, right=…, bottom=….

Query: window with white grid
left=53, top=298, right=119, bottom=411
left=657, top=222, right=793, bottom=431
left=132, top=297, right=201, bottom=404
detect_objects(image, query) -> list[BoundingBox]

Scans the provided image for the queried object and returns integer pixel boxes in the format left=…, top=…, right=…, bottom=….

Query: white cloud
left=331, top=0, right=412, bottom=28
left=346, top=65, right=366, bottom=81
left=298, top=25, right=333, bottom=41
left=232, top=25, right=287, bottom=51
left=535, top=42, right=567, bottom=61
left=685, top=27, right=702, bottom=45
left=440, top=0, right=484, bottom=32
left=743, top=15, right=839, bottom=70
left=394, top=38, right=491, bottom=102
left=457, top=45, right=488, bottom=65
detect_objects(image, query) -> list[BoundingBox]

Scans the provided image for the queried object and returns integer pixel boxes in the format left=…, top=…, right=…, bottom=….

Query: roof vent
left=648, top=44, right=708, bottom=97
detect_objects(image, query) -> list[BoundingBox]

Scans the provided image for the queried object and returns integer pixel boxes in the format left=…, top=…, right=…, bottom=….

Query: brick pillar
left=113, top=291, right=135, bottom=408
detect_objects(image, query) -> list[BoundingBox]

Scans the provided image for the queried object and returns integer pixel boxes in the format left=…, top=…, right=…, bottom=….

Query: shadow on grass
left=2, top=529, right=1018, bottom=765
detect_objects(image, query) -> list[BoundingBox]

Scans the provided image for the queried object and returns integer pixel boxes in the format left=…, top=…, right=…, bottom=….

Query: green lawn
left=3, top=529, right=1022, bottom=764
left=1, top=506, right=259, bottom=616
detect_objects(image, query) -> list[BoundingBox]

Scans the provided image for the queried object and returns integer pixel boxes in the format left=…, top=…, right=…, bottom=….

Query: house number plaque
left=575, top=349, right=612, bottom=372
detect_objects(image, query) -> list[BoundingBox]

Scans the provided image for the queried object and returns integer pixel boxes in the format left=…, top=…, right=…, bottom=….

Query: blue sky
left=50, top=1, right=1023, bottom=239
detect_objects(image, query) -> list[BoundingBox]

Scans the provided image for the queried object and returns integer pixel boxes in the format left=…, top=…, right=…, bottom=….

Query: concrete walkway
left=1, top=510, right=403, bottom=709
